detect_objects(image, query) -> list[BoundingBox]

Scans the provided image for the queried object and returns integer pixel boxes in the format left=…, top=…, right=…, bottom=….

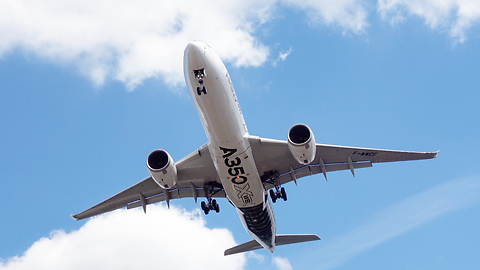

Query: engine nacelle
left=287, top=124, right=316, bottom=165
left=147, top=149, right=177, bottom=189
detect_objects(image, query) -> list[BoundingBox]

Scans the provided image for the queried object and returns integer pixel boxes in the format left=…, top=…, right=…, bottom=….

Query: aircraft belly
left=195, top=76, right=246, bottom=143
left=184, top=41, right=272, bottom=245
left=209, top=139, right=264, bottom=208
left=237, top=200, right=276, bottom=251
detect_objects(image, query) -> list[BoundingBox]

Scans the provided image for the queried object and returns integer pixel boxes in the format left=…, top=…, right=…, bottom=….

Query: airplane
left=72, top=41, right=438, bottom=256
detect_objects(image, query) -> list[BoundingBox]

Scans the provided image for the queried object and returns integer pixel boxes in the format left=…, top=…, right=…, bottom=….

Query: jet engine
left=287, top=124, right=316, bottom=165
left=147, top=149, right=177, bottom=189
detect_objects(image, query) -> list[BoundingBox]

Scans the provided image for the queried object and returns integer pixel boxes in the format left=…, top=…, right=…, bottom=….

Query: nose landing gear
left=194, top=68, right=206, bottom=84
left=194, top=68, right=207, bottom=95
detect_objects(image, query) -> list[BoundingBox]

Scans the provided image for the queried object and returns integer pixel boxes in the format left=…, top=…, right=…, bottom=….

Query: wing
left=248, top=136, right=438, bottom=190
left=72, top=144, right=224, bottom=220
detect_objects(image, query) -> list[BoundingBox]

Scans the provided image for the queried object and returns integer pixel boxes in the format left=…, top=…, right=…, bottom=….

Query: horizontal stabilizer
left=224, top=234, right=320, bottom=256
left=275, top=234, right=321, bottom=247
left=224, top=239, right=263, bottom=256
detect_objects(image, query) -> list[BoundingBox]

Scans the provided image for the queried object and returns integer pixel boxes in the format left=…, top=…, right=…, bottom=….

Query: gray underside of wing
left=72, top=144, right=223, bottom=220
left=248, top=136, right=438, bottom=189
left=224, top=234, right=321, bottom=256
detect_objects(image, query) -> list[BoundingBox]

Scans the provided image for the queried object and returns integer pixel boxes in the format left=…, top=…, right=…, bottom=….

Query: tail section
left=224, top=234, right=320, bottom=256
left=224, top=239, right=263, bottom=256
left=275, top=234, right=321, bottom=246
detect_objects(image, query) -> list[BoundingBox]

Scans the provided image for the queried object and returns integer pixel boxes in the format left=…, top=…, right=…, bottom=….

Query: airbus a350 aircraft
left=73, top=41, right=438, bottom=256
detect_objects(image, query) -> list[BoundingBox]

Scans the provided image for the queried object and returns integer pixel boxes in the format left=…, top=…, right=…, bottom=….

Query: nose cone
left=184, top=41, right=207, bottom=71
left=185, top=41, right=205, bottom=54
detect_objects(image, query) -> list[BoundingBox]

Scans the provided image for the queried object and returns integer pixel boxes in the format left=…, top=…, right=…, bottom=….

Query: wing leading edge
left=72, top=145, right=224, bottom=220
left=248, top=136, right=438, bottom=189
left=73, top=137, right=438, bottom=220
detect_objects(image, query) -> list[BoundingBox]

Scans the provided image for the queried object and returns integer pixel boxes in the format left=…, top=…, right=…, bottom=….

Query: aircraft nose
left=186, top=41, right=204, bottom=54
left=185, top=41, right=206, bottom=71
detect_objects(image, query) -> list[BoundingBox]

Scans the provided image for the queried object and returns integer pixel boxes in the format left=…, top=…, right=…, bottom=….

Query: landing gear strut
left=201, top=181, right=221, bottom=215
left=194, top=68, right=207, bottom=95
left=261, top=170, right=288, bottom=203
left=269, top=186, right=287, bottom=203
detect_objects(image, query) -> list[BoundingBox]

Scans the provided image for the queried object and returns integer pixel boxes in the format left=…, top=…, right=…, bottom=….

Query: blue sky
left=1, top=1, right=480, bottom=269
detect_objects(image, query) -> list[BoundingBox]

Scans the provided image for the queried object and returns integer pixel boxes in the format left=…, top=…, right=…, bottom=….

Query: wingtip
left=428, top=150, right=440, bottom=159
left=70, top=214, right=79, bottom=221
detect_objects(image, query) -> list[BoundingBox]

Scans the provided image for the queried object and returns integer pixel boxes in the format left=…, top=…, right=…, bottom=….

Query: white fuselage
left=184, top=42, right=276, bottom=251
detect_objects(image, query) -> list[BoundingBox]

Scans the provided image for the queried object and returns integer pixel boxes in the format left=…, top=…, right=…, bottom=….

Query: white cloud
left=0, top=0, right=371, bottom=90
left=278, top=48, right=293, bottom=61
left=378, top=0, right=480, bottom=43
left=281, top=0, right=369, bottom=34
left=272, top=47, right=293, bottom=66
left=0, top=205, right=245, bottom=270
left=272, top=256, right=293, bottom=270
left=0, top=0, right=274, bottom=90
left=312, top=176, right=480, bottom=269
left=5, top=0, right=477, bottom=90
left=246, top=252, right=266, bottom=263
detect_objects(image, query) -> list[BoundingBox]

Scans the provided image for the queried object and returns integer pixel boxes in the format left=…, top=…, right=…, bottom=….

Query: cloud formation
left=311, top=176, right=480, bottom=269
left=272, top=47, right=293, bottom=66
left=0, top=205, right=245, bottom=270
left=282, top=0, right=369, bottom=34
left=272, top=256, right=293, bottom=270
left=0, top=0, right=274, bottom=89
left=0, top=0, right=368, bottom=90
left=378, top=0, right=480, bottom=43
left=1, top=0, right=479, bottom=89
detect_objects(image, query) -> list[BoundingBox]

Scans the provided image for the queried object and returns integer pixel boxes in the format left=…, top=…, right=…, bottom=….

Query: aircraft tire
left=281, top=187, right=287, bottom=201
left=212, top=199, right=217, bottom=209
left=270, top=189, right=277, bottom=203
left=201, top=201, right=209, bottom=214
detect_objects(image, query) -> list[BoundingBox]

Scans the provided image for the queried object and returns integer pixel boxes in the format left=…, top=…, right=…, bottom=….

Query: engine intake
left=288, top=124, right=316, bottom=165
left=147, top=149, right=177, bottom=189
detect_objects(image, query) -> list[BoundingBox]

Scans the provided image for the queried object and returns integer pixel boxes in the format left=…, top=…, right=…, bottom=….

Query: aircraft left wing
left=72, top=144, right=224, bottom=220
left=248, top=136, right=438, bottom=190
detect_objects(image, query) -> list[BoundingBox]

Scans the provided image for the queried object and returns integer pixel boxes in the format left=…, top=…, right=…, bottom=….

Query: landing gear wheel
left=270, top=189, right=277, bottom=203
left=212, top=199, right=217, bottom=209
left=211, top=199, right=220, bottom=213
left=201, top=201, right=209, bottom=215
left=201, top=181, right=223, bottom=215
left=197, top=86, right=207, bottom=95
left=280, top=187, right=287, bottom=201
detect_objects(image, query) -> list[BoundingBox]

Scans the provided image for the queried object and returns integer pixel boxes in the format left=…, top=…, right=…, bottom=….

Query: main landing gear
left=261, top=170, right=288, bottom=203
left=201, top=181, right=222, bottom=215
left=201, top=199, right=220, bottom=215
left=270, top=187, right=287, bottom=203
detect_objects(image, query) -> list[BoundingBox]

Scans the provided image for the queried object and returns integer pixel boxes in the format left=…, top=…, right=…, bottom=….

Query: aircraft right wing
left=72, top=144, right=224, bottom=220
left=248, top=136, right=438, bottom=189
